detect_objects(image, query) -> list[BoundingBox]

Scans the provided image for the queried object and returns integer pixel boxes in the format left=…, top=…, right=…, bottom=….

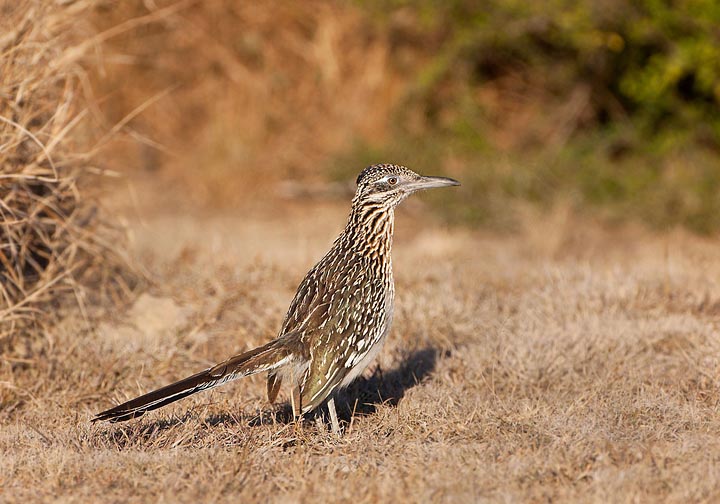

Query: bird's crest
left=356, top=164, right=409, bottom=186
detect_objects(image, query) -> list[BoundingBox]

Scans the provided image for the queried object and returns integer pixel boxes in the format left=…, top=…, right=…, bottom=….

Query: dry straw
left=0, top=1, right=135, bottom=349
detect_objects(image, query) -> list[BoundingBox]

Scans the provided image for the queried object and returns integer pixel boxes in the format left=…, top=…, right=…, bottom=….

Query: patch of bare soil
left=2, top=201, right=720, bottom=502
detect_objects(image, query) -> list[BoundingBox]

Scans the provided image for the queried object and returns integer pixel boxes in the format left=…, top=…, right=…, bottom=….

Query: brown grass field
left=2, top=197, right=720, bottom=503
left=2, top=1, right=720, bottom=502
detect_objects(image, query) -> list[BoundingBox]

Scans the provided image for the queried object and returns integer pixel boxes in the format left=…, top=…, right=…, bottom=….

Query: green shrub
left=344, top=1, right=720, bottom=233
left=363, top=0, right=720, bottom=140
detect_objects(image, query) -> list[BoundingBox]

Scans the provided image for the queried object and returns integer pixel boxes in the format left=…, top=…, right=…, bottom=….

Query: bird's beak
left=405, top=175, right=461, bottom=193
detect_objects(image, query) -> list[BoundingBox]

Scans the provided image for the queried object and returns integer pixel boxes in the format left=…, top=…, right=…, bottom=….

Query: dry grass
left=0, top=1, right=134, bottom=354
left=2, top=203, right=720, bottom=502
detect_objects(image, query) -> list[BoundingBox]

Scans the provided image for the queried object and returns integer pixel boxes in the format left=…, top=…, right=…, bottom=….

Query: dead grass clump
left=0, top=3, right=134, bottom=351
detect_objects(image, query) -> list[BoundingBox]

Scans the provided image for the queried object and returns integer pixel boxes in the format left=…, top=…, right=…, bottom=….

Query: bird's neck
left=343, top=203, right=395, bottom=258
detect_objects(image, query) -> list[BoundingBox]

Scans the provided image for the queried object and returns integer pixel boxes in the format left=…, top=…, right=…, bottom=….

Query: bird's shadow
left=97, top=346, right=442, bottom=443
left=336, top=346, right=441, bottom=418
left=242, top=345, right=442, bottom=427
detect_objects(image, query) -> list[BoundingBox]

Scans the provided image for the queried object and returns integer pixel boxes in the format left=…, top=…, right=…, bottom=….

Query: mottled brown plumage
left=93, top=164, right=459, bottom=432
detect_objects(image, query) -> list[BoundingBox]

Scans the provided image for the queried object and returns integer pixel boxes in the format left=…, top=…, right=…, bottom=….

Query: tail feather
left=93, top=335, right=298, bottom=423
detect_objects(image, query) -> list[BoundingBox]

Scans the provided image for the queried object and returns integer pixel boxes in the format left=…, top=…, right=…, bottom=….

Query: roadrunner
left=94, top=164, right=459, bottom=433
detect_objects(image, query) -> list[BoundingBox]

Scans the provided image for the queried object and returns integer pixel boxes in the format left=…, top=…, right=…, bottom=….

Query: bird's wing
left=299, top=275, right=386, bottom=412
left=280, top=252, right=365, bottom=336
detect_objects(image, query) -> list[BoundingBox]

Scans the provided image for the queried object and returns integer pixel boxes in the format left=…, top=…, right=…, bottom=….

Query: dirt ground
left=2, top=193, right=720, bottom=503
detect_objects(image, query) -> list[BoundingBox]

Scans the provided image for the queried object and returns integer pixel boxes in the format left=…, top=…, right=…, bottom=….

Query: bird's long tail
left=93, top=334, right=300, bottom=423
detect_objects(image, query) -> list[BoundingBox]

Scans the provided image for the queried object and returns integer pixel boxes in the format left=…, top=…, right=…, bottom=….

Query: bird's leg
left=290, top=385, right=302, bottom=420
left=327, top=396, right=341, bottom=436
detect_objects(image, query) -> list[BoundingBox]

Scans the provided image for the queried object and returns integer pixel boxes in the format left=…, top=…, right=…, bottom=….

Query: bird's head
left=353, top=164, right=460, bottom=209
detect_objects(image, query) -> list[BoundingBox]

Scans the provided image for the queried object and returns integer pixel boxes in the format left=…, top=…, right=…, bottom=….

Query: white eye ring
left=387, top=177, right=398, bottom=186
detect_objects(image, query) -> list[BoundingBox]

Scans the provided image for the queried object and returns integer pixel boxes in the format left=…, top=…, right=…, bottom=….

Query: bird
left=93, top=164, right=460, bottom=434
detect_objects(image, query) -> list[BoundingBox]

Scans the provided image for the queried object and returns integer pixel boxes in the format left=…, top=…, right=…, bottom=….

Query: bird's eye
left=387, top=177, right=398, bottom=186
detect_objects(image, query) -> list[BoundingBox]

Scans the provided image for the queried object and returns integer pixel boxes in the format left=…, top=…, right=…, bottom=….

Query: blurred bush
left=89, top=0, right=404, bottom=206
left=340, top=0, right=720, bottom=233
left=366, top=0, right=720, bottom=143
left=86, top=0, right=719, bottom=233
